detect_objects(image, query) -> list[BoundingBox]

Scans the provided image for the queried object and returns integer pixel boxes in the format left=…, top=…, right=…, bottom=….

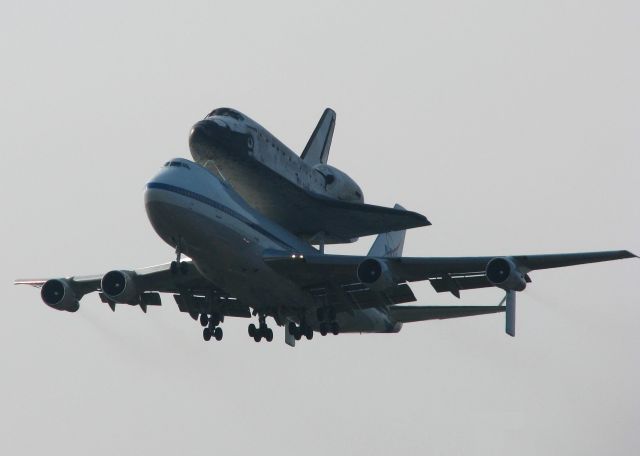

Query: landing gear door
left=285, top=319, right=296, bottom=347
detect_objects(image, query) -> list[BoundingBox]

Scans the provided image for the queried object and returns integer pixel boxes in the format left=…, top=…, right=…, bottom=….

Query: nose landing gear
left=170, top=238, right=189, bottom=275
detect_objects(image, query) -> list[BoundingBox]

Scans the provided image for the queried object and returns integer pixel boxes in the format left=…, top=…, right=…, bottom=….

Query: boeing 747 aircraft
left=15, top=153, right=635, bottom=346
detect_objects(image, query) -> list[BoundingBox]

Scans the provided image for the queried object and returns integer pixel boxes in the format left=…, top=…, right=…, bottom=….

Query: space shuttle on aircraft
left=15, top=107, right=636, bottom=347
left=189, top=107, right=429, bottom=245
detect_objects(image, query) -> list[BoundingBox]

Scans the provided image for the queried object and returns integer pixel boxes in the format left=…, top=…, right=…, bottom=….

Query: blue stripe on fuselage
left=146, top=181, right=294, bottom=250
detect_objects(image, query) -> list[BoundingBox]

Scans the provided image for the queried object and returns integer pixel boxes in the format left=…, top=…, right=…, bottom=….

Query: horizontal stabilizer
left=389, top=305, right=505, bottom=323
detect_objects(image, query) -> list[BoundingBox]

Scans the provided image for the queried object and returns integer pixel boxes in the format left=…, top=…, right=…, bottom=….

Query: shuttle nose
left=189, top=119, right=223, bottom=151
left=189, top=119, right=252, bottom=160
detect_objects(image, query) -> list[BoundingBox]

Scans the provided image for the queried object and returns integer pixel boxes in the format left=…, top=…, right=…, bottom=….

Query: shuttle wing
left=291, top=192, right=430, bottom=242
left=248, top=183, right=430, bottom=243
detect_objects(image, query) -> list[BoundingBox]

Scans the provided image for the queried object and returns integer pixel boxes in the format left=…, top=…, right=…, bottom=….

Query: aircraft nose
left=189, top=119, right=224, bottom=150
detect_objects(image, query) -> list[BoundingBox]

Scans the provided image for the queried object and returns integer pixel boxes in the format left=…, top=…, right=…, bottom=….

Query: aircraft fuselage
left=144, top=158, right=400, bottom=334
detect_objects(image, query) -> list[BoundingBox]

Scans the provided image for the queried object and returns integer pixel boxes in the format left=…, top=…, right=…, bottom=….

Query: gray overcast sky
left=1, top=1, right=639, bottom=454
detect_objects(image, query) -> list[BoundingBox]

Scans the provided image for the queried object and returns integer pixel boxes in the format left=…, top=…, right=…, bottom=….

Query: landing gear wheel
left=180, top=261, right=189, bottom=275
left=253, top=333, right=262, bottom=342
left=248, top=323, right=257, bottom=338
left=214, top=327, right=223, bottom=341
left=331, top=322, right=339, bottom=335
left=265, top=328, right=273, bottom=342
left=170, top=261, right=179, bottom=275
left=305, top=326, right=313, bottom=340
left=320, top=322, right=328, bottom=336
left=200, top=314, right=209, bottom=327
left=203, top=327, right=212, bottom=341
left=293, top=327, right=302, bottom=341
left=209, top=313, right=221, bottom=327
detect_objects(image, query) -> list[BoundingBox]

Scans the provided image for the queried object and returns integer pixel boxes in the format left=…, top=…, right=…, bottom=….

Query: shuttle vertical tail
left=301, top=108, right=336, bottom=165
left=367, top=204, right=407, bottom=257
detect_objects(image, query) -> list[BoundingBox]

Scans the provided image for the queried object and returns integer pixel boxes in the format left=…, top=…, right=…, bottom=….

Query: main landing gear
left=248, top=314, right=273, bottom=342
left=201, top=312, right=223, bottom=342
left=288, top=321, right=313, bottom=341
left=316, top=306, right=340, bottom=336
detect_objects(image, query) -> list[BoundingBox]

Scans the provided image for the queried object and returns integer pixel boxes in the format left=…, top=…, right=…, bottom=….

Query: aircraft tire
left=214, top=327, right=223, bottom=341
left=253, top=333, right=262, bottom=342
left=331, top=322, right=339, bottom=336
left=320, top=323, right=328, bottom=336
left=203, top=327, right=212, bottom=341
left=200, top=314, right=209, bottom=327
left=248, top=323, right=256, bottom=337
left=170, top=261, right=179, bottom=275
left=211, top=313, right=221, bottom=326
left=180, top=261, right=189, bottom=275
left=305, top=327, right=313, bottom=340
left=265, top=328, right=273, bottom=342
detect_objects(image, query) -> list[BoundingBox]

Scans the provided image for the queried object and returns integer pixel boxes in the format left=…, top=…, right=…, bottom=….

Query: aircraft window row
left=206, top=108, right=245, bottom=121
left=163, top=161, right=191, bottom=169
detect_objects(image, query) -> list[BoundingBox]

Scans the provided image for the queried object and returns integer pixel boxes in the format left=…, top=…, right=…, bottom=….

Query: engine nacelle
left=357, top=258, right=394, bottom=291
left=485, top=257, right=527, bottom=291
left=41, top=279, right=79, bottom=312
left=314, top=164, right=364, bottom=203
left=101, top=270, right=139, bottom=303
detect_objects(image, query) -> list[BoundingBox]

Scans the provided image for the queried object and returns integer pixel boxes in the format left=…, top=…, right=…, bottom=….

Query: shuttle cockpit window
left=206, top=107, right=244, bottom=121
left=165, top=161, right=190, bottom=170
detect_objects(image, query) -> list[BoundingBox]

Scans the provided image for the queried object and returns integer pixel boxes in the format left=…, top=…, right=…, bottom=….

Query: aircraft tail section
left=301, top=108, right=336, bottom=165
left=367, top=205, right=407, bottom=257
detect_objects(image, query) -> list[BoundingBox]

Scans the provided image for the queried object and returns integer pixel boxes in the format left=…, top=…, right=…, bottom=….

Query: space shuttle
left=189, top=108, right=429, bottom=245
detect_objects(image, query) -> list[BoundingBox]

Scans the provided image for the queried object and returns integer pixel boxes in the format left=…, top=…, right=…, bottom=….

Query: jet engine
left=101, top=270, right=139, bottom=303
left=41, top=279, right=80, bottom=312
left=314, top=164, right=364, bottom=203
left=357, top=258, right=394, bottom=291
left=485, top=257, right=527, bottom=291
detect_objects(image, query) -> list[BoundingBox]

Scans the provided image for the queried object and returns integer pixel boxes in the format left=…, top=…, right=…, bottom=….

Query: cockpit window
left=206, top=107, right=245, bottom=121
left=165, top=161, right=190, bottom=169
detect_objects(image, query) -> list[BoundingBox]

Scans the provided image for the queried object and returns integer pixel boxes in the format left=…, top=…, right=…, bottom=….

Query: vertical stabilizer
left=301, top=108, right=336, bottom=165
left=367, top=204, right=407, bottom=257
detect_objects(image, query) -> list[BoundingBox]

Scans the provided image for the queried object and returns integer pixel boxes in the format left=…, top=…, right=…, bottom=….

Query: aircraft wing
left=213, top=158, right=429, bottom=243
left=253, top=186, right=429, bottom=243
left=15, top=261, right=208, bottom=296
left=263, top=249, right=637, bottom=294
left=291, top=192, right=430, bottom=242
left=15, top=261, right=250, bottom=317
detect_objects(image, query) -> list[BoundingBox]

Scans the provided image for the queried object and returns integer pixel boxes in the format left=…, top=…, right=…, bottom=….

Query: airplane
left=15, top=155, right=636, bottom=346
left=189, top=107, right=430, bottom=246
